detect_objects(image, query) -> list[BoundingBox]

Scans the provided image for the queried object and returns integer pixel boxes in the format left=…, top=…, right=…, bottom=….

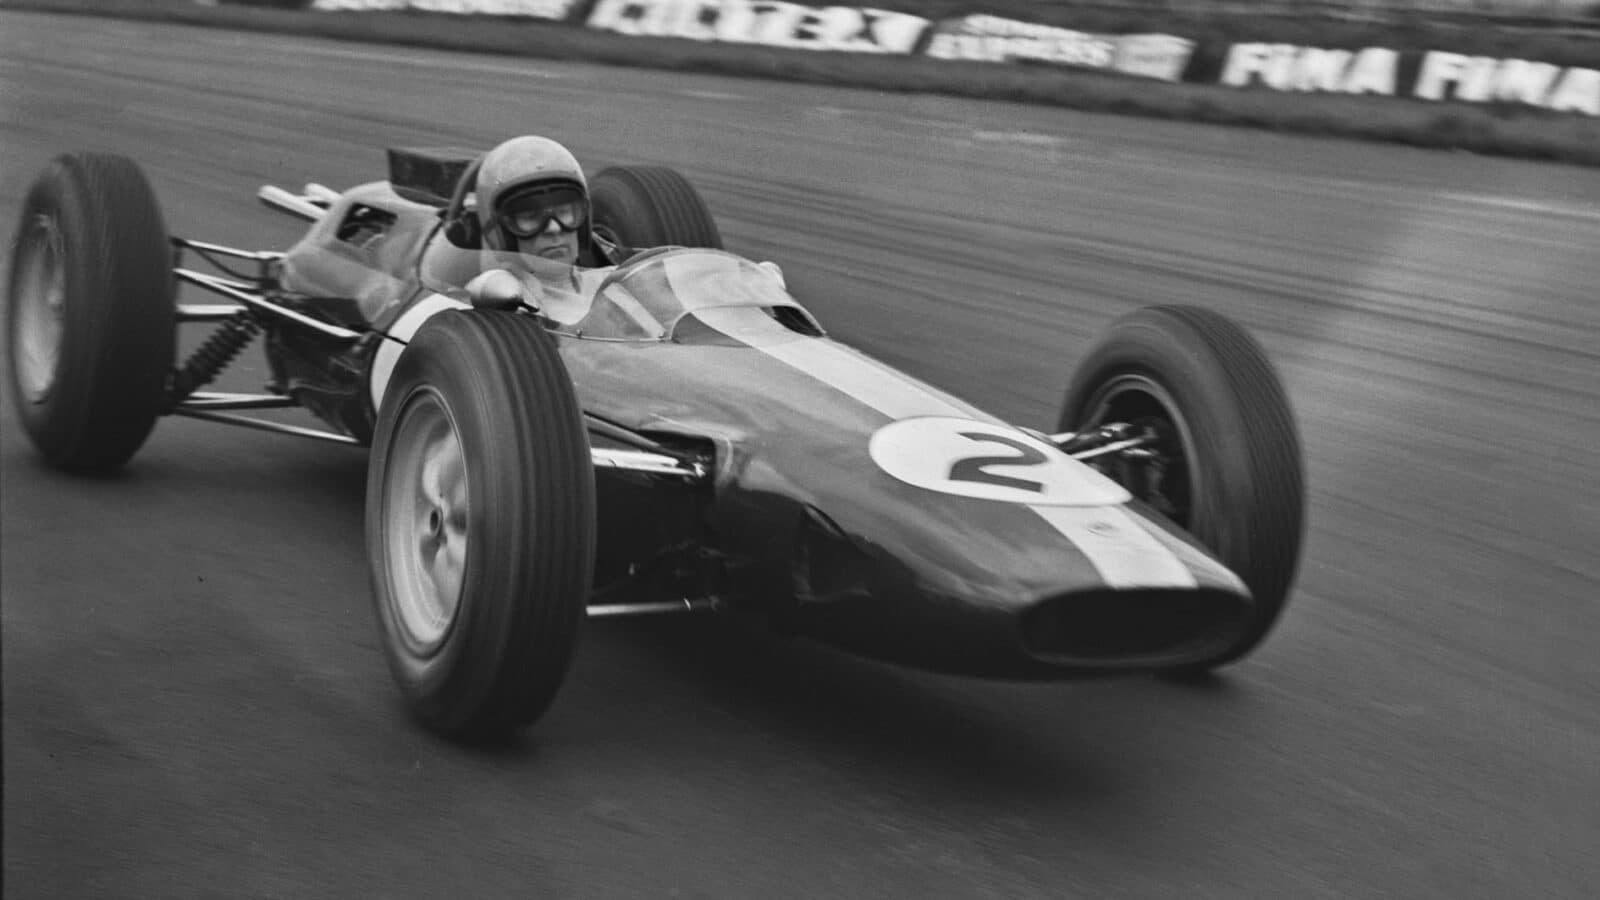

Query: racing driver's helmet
left=475, top=135, right=592, bottom=260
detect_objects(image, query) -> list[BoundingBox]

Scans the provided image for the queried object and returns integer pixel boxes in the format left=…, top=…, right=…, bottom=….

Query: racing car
left=5, top=148, right=1305, bottom=740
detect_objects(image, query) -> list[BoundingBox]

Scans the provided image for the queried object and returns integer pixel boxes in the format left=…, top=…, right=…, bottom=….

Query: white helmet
left=475, top=136, right=589, bottom=252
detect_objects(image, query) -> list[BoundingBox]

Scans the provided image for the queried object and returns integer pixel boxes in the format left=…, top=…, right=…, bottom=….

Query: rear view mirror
left=466, top=268, right=529, bottom=311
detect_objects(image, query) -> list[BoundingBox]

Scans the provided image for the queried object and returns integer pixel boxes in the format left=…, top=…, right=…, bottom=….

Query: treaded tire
left=1058, top=305, right=1305, bottom=671
left=590, top=166, right=722, bottom=251
left=5, top=152, right=176, bottom=472
left=366, top=309, right=596, bottom=740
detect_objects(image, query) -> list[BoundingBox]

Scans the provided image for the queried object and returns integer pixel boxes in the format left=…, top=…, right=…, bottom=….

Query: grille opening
left=1021, top=589, right=1248, bottom=662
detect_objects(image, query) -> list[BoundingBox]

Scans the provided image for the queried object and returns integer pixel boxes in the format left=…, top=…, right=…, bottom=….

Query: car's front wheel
left=1059, top=305, right=1305, bottom=672
left=366, top=309, right=595, bottom=739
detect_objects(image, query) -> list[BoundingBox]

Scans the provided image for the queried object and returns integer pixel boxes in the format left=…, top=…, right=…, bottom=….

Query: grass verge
left=8, top=0, right=1599, bottom=166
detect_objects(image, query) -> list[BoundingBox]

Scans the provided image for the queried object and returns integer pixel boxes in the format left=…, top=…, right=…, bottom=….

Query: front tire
left=366, top=309, right=596, bottom=739
left=1059, top=305, right=1305, bottom=672
left=5, top=152, right=176, bottom=472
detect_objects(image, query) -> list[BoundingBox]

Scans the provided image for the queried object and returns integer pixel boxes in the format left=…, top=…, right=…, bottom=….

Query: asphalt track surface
left=4, top=11, right=1599, bottom=899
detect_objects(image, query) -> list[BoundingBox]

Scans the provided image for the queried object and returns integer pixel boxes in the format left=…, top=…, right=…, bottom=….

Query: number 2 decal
left=867, top=416, right=1131, bottom=506
left=947, top=433, right=1047, bottom=493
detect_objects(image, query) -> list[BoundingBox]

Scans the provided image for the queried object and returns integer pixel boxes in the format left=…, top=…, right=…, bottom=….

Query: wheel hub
left=382, top=388, right=470, bottom=656
left=12, top=215, right=66, bottom=404
left=1079, top=374, right=1198, bottom=528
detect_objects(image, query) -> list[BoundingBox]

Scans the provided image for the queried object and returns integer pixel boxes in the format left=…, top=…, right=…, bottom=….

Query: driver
left=471, top=135, right=616, bottom=323
left=477, top=135, right=596, bottom=265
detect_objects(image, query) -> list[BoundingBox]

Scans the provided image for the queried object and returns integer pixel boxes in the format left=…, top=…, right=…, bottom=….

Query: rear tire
left=366, top=309, right=596, bottom=739
left=5, top=152, right=176, bottom=472
left=1059, top=305, right=1305, bottom=672
left=590, top=166, right=722, bottom=251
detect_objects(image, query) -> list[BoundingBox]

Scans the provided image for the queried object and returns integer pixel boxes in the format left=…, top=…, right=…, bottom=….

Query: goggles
left=498, top=186, right=587, bottom=239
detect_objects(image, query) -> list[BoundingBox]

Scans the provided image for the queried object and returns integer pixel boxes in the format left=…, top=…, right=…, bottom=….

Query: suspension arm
left=174, top=268, right=360, bottom=342
left=1049, top=423, right=1157, bottom=460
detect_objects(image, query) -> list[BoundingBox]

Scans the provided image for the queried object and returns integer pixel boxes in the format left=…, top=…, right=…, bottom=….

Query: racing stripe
left=745, top=336, right=993, bottom=421
left=1029, top=506, right=1198, bottom=589
left=691, top=304, right=1197, bottom=589
left=368, top=293, right=469, bottom=410
left=666, top=255, right=992, bottom=421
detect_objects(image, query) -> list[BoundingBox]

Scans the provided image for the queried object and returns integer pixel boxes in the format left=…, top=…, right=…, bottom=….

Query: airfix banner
left=310, top=0, right=577, bottom=16
left=586, top=0, right=930, bottom=54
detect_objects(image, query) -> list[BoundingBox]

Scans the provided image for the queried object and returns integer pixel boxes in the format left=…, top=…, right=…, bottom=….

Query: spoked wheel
left=5, top=152, right=176, bottom=472
left=367, top=309, right=595, bottom=740
left=1059, top=305, right=1305, bottom=672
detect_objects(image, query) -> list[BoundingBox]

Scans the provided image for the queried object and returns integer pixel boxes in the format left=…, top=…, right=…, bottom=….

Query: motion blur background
left=3, top=2, right=1598, bottom=898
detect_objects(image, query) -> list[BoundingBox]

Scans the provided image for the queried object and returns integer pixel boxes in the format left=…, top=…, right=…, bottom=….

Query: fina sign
left=1220, top=44, right=1400, bottom=96
left=1220, top=43, right=1599, bottom=116
left=587, top=0, right=930, bottom=54
left=1414, top=52, right=1599, bottom=116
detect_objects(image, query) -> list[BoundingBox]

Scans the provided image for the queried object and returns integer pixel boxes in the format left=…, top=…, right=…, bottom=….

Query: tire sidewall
left=366, top=310, right=593, bottom=736
left=370, top=328, right=518, bottom=724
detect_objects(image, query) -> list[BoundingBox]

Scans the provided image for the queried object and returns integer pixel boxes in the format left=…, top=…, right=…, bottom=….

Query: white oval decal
left=868, top=417, right=1132, bottom=506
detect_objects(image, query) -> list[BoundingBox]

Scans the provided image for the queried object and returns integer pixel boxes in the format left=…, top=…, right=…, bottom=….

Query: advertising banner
left=1220, top=44, right=1401, bottom=95
left=206, top=0, right=312, bottom=7
left=922, top=16, right=1193, bottom=83
left=1413, top=51, right=1598, bottom=115
left=310, top=0, right=576, bottom=18
left=1110, top=33, right=1194, bottom=83
left=923, top=15, right=1116, bottom=69
left=586, top=0, right=929, bottom=54
left=1219, top=42, right=1598, bottom=115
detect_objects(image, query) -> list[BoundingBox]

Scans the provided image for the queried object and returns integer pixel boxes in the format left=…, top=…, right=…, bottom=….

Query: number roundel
left=867, top=417, right=1131, bottom=506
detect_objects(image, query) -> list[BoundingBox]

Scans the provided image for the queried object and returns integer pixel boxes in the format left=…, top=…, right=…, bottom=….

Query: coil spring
left=168, top=311, right=261, bottom=405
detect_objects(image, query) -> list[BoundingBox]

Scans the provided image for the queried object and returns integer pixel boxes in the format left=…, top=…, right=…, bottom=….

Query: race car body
left=6, top=147, right=1305, bottom=738
left=261, top=171, right=1255, bottom=678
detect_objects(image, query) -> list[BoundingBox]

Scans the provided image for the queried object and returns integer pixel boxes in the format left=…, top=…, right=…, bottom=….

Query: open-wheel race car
left=6, top=148, right=1305, bottom=740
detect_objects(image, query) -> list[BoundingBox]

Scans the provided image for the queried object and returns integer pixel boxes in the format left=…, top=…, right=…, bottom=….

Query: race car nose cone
left=1019, top=586, right=1252, bottom=668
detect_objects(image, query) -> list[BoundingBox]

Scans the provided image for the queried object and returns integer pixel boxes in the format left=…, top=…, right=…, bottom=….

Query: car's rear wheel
left=590, top=165, right=722, bottom=252
left=367, top=309, right=596, bottom=739
left=5, top=152, right=176, bottom=472
left=1058, top=305, right=1305, bottom=672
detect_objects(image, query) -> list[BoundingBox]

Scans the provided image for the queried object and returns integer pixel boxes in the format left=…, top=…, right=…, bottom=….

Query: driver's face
left=515, top=220, right=579, bottom=263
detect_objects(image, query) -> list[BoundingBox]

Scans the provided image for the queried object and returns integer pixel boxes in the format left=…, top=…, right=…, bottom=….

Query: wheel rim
left=11, top=215, right=66, bottom=404
left=382, top=387, right=470, bottom=656
left=1080, top=374, right=1200, bottom=528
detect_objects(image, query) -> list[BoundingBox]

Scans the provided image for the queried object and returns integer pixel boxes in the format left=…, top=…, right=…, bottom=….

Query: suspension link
left=166, top=310, right=262, bottom=409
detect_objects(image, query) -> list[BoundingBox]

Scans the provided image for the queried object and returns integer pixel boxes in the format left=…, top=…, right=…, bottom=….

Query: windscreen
left=573, top=248, right=821, bottom=343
